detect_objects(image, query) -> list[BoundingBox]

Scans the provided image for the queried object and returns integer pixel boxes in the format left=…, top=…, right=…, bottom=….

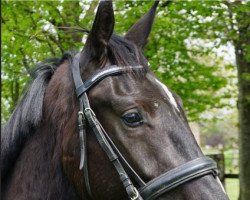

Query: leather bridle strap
left=97, top=120, right=146, bottom=187
left=71, top=54, right=143, bottom=98
left=71, top=54, right=144, bottom=199
left=139, top=157, right=218, bottom=200
left=75, top=67, right=144, bottom=98
left=82, top=96, right=142, bottom=199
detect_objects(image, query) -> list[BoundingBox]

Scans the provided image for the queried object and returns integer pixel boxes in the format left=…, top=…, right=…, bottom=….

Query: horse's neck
left=2, top=125, right=80, bottom=200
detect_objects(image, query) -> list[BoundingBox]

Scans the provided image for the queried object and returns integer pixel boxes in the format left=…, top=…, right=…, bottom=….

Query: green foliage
left=1, top=1, right=93, bottom=123
left=1, top=1, right=243, bottom=123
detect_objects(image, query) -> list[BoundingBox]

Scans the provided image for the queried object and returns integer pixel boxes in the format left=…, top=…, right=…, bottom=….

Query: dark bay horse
left=1, top=1, right=229, bottom=200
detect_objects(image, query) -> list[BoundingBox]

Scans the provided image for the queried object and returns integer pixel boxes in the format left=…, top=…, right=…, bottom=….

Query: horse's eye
left=122, top=112, right=143, bottom=127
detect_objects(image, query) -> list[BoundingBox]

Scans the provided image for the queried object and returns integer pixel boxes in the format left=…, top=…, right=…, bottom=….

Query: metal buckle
left=84, top=107, right=96, bottom=117
left=78, top=111, right=84, bottom=117
left=78, top=111, right=84, bottom=125
left=130, top=187, right=139, bottom=200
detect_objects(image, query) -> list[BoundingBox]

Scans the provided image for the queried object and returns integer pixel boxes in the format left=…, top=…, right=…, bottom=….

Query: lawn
left=225, top=179, right=239, bottom=200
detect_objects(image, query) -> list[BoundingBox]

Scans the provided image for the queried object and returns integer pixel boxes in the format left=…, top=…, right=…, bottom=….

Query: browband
left=73, top=57, right=143, bottom=97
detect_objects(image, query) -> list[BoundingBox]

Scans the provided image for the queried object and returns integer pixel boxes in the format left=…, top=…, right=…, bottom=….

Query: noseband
left=70, top=54, right=218, bottom=200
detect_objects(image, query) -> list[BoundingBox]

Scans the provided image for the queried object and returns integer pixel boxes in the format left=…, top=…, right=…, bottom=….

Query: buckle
left=78, top=111, right=84, bottom=125
left=130, top=187, right=139, bottom=200
left=84, top=107, right=96, bottom=117
left=78, top=111, right=84, bottom=117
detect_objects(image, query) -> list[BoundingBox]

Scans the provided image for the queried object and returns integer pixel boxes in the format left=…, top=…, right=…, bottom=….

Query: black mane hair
left=1, top=52, right=76, bottom=181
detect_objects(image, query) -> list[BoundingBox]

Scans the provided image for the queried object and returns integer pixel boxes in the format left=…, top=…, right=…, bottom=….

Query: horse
left=1, top=1, right=229, bottom=200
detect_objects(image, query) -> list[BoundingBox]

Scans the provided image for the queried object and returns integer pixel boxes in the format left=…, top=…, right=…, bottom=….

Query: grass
left=225, top=179, right=239, bottom=200
left=224, top=149, right=239, bottom=174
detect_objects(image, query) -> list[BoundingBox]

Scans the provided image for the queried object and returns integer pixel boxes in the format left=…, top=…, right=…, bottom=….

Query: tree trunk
left=235, top=6, right=250, bottom=200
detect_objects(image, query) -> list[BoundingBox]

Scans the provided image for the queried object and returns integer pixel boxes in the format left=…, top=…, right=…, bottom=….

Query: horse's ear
left=84, top=0, right=114, bottom=62
left=125, top=1, right=159, bottom=49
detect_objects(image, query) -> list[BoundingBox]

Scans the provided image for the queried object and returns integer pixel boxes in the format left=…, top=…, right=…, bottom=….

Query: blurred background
left=2, top=1, right=250, bottom=199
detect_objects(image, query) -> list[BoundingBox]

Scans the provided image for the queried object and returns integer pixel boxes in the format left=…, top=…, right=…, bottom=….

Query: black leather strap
left=76, top=65, right=143, bottom=97
left=71, top=53, right=83, bottom=92
left=82, top=94, right=143, bottom=200
left=78, top=96, right=93, bottom=198
left=98, top=121, right=146, bottom=187
left=139, top=157, right=218, bottom=200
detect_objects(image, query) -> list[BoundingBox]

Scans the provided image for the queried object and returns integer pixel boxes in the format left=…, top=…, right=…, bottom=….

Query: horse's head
left=61, top=1, right=229, bottom=200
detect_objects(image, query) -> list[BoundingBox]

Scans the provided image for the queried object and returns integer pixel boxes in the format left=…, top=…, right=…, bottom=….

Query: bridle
left=70, top=53, right=219, bottom=200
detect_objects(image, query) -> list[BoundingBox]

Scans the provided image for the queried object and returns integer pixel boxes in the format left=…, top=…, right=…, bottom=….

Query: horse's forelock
left=108, top=34, right=149, bottom=69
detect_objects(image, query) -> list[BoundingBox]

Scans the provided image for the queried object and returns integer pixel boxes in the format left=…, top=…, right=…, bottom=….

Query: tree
left=1, top=1, right=235, bottom=123
left=230, top=2, right=250, bottom=199
left=1, top=1, right=96, bottom=122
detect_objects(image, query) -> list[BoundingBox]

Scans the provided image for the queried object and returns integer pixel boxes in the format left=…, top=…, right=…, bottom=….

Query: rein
left=70, top=54, right=219, bottom=200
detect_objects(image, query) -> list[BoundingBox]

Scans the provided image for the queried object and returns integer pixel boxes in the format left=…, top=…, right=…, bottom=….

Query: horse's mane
left=1, top=52, right=76, bottom=181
